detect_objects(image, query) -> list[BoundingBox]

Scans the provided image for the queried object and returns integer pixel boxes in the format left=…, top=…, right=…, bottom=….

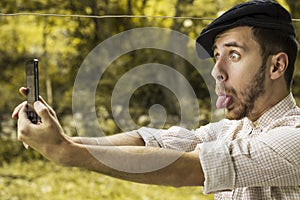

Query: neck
left=247, top=89, right=290, bottom=122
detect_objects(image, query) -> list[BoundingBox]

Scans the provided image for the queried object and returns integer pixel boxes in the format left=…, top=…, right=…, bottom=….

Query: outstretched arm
left=55, top=140, right=203, bottom=187
left=12, top=98, right=204, bottom=188
left=71, top=131, right=145, bottom=146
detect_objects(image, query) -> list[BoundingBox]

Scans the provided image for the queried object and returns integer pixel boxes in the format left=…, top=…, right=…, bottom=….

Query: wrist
left=43, top=137, right=78, bottom=166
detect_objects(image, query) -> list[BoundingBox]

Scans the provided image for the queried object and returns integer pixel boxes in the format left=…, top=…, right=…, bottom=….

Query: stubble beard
left=225, top=64, right=266, bottom=120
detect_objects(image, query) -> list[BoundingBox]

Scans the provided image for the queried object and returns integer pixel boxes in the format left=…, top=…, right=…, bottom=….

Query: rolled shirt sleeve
left=138, top=126, right=203, bottom=152
left=137, top=127, right=165, bottom=148
left=197, top=140, right=235, bottom=194
left=138, top=120, right=225, bottom=151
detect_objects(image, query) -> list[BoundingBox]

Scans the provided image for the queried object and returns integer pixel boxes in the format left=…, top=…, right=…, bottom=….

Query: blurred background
left=0, top=0, right=299, bottom=199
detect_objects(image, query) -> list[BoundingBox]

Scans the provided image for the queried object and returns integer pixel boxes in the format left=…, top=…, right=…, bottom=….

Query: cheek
left=228, top=68, right=253, bottom=91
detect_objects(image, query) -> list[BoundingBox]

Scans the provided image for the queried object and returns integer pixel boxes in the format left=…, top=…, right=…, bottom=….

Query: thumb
left=34, top=101, right=52, bottom=123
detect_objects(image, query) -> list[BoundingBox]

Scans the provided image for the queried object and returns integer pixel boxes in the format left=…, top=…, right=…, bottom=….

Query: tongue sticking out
left=216, top=95, right=232, bottom=109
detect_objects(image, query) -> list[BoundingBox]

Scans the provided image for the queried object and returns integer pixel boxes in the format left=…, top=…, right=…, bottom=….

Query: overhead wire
left=0, top=13, right=214, bottom=20
left=1, top=12, right=300, bottom=22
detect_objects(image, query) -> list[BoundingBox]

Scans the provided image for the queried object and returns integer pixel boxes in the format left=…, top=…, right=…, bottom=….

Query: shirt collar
left=246, top=93, right=296, bottom=129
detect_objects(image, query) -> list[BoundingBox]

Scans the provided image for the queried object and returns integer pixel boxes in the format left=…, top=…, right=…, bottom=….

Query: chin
left=225, top=108, right=246, bottom=120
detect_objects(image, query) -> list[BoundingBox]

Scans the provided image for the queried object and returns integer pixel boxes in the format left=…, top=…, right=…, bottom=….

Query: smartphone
left=26, top=59, right=40, bottom=124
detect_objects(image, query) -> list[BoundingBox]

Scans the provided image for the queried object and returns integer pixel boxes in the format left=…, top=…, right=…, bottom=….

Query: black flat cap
left=196, top=0, right=296, bottom=58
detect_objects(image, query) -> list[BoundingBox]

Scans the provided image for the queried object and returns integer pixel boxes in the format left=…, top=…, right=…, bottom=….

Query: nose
left=211, top=59, right=228, bottom=82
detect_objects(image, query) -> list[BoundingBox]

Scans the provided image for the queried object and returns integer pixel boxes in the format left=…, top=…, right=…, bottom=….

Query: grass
left=0, top=160, right=214, bottom=200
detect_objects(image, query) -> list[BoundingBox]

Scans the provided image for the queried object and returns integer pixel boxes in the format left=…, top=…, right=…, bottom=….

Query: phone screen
left=26, top=59, right=39, bottom=123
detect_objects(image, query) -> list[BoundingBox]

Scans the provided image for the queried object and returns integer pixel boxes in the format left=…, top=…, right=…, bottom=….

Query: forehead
left=213, top=26, right=259, bottom=51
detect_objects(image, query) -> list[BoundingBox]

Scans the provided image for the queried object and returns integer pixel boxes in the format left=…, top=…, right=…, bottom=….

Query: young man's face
left=212, top=26, right=267, bottom=120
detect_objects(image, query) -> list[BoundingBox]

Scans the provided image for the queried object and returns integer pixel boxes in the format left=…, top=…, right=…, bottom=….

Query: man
left=12, top=0, right=300, bottom=199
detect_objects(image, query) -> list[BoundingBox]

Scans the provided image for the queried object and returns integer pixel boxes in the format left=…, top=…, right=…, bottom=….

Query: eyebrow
left=212, top=41, right=246, bottom=53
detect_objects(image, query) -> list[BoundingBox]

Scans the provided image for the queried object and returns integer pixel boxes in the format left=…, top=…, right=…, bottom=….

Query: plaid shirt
left=138, top=93, right=300, bottom=199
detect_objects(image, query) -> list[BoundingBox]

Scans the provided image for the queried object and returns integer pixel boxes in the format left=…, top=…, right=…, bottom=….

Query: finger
left=19, top=87, right=29, bottom=97
left=17, top=103, right=32, bottom=143
left=38, top=96, right=57, bottom=118
left=34, top=101, right=53, bottom=124
left=18, top=103, right=31, bottom=124
left=12, top=101, right=27, bottom=119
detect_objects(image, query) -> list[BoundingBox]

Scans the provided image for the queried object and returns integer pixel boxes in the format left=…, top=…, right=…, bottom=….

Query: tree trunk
left=42, top=17, right=53, bottom=106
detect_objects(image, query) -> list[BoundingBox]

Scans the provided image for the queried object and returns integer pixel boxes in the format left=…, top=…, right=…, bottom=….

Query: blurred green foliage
left=0, top=138, right=43, bottom=163
left=0, top=160, right=214, bottom=200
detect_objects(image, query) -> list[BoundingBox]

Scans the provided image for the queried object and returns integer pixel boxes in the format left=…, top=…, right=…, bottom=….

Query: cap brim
left=196, top=24, right=235, bottom=59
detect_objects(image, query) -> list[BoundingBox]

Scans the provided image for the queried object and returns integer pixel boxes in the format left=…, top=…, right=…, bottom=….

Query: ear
left=269, top=52, right=288, bottom=80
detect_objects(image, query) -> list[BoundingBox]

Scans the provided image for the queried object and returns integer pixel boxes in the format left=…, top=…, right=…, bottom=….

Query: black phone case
left=26, top=59, right=40, bottom=124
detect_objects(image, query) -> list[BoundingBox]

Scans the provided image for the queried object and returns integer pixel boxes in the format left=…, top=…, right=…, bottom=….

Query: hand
left=12, top=87, right=60, bottom=149
left=12, top=88, right=71, bottom=163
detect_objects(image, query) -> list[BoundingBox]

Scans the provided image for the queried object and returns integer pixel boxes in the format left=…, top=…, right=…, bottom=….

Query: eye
left=229, top=51, right=240, bottom=61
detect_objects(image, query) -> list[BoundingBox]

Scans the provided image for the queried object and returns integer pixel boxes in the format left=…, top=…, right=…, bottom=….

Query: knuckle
left=17, top=119, right=31, bottom=142
left=39, top=106, right=49, bottom=115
